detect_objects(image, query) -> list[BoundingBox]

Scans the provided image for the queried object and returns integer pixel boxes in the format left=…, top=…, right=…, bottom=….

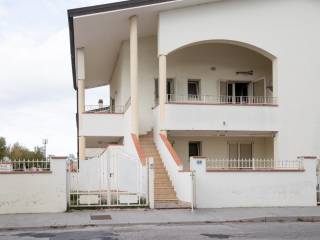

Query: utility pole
left=42, top=139, right=48, bottom=160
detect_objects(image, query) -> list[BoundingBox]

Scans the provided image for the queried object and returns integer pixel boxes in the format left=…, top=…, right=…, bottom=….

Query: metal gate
left=67, top=146, right=148, bottom=207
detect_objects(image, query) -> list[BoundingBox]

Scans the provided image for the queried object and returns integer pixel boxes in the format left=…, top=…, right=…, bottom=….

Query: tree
left=0, top=137, right=7, bottom=160
left=8, top=143, right=45, bottom=160
left=0, top=138, right=45, bottom=161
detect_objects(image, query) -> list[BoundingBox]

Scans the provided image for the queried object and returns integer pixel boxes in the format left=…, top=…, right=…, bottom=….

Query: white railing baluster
left=199, top=158, right=303, bottom=171
left=166, top=94, right=276, bottom=105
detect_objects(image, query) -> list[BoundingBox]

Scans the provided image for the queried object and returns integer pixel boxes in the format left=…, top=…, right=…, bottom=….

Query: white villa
left=68, top=0, right=320, bottom=208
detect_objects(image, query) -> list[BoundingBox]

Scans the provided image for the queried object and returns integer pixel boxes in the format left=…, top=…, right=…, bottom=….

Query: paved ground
left=1, top=222, right=320, bottom=240
left=1, top=207, right=320, bottom=230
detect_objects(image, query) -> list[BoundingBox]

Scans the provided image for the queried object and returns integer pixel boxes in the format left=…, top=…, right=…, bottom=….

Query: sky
left=0, top=0, right=119, bottom=156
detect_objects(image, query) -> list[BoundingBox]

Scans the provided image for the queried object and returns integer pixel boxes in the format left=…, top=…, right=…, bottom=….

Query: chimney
left=98, top=99, right=103, bottom=109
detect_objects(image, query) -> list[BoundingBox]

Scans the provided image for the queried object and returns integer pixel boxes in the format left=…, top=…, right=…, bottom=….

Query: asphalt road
left=1, top=222, right=320, bottom=240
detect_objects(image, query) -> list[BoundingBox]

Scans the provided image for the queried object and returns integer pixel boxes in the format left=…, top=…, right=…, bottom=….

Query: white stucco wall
left=79, top=113, right=124, bottom=137
left=0, top=159, right=67, bottom=214
left=191, top=158, right=317, bottom=208
left=110, top=37, right=158, bottom=135
left=170, top=135, right=274, bottom=168
left=158, top=0, right=320, bottom=160
left=163, top=104, right=278, bottom=132
left=85, top=148, right=105, bottom=158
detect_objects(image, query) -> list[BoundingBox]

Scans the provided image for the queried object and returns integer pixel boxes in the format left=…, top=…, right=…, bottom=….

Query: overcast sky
left=0, top=0, right=118, bottom=156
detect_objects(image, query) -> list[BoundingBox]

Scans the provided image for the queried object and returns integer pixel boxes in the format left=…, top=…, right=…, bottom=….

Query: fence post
left=148, top=157, right=155, bottom=209
left=191, top=170, right=196, bottom=211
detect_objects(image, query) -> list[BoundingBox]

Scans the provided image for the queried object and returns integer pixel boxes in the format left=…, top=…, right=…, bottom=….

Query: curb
left=1, top=216, right=320, bottom=232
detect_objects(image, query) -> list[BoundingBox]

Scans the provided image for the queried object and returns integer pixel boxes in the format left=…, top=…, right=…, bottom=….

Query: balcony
left=79, top=104, right=125, bottom=137
left=167, top=94, right=277, bottom=105
left=161, top=101, right=278, bottom=132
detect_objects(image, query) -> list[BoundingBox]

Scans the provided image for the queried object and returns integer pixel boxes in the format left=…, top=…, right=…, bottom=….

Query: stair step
left=154, top=197, right=178, bottom=201
left=155, top=189, right=176, bottom=195
left=155, top=177, right=171, bottom=182
left=154, top=193, right=178, bottom=201
left=154, top=201, right=191, bottom=209
left=140, top=134, right=178, bottom=203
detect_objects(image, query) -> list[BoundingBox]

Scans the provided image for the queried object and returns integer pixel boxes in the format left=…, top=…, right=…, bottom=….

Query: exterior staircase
left=139, top=132, right=190, bottom=209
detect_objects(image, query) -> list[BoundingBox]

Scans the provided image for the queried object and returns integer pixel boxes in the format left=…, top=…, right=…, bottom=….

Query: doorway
left=188, top=80, right=200, bottom=100
left=189, top=141, right=201, bottom=158
left=227, top=82, right=249, bottom=103
left=154, top=78, right=175, bottom=104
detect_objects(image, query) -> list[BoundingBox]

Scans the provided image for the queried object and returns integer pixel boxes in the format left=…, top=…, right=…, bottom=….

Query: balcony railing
left=205, top=158, right=303, bottom=170
left=167, top=94, right=277, bottom=105
left=85, top=105, right=124, bottom=114
left=0, top=159, right=51, bottom=172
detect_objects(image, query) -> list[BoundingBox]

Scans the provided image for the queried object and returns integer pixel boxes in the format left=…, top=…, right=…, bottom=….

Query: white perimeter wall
left=159, top=0, right=320, bottom=160
left=0, top=159, right=67, bottom=214
left=191, top=158, right=318, bottom=208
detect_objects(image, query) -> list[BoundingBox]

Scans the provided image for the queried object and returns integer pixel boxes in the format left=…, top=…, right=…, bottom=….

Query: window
left=189, top=141, right=201, bottom=158
left=228, top=142, right=253, bottom=160
left=188, top=80, right=200, bottom=100
left=228, top=142, right=253, bottom=168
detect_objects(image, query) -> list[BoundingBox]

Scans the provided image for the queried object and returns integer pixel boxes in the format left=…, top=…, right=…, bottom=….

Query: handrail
left=124, top=97, right=131, bottom=113
left=131, top=133, right=146, bottom=166
left=167, top=94, right=277, bottom=105
left=159, top=133, right=183, bottom=166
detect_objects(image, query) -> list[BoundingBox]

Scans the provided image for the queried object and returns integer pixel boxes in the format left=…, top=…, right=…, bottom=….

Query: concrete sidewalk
left=1, top=207, right=320, bottom=231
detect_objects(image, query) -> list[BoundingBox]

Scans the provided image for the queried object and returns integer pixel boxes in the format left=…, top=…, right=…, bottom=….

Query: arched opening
left=157, top=40, right=278, bottom=168
left=160, top=40, right=277, bottom=105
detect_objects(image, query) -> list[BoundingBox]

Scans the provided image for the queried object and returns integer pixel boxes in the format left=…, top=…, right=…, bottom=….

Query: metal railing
left=85, top=105, right=124, bottom=113
left=205, top=158, right=304, bottom=170
left=167, top=94, right=277, bottom=105
left=124, top=97, right=131, bottom=113
left=0, top=159, right=50, bottom=172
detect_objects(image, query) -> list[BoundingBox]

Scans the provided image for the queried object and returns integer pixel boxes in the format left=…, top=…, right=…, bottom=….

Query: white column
left=130, top=15, right=139, bottom=135
left=159, top=55, right=167, bottom=122
left=77, top=48, right=86, bottom=160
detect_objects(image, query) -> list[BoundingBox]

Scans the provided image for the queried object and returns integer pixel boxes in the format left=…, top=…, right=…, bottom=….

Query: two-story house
left=68, top=0, right=320, bottom=208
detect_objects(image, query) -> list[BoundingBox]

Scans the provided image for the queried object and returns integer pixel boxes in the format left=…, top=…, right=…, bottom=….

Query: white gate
left=67, top=146, right=148, bottom=207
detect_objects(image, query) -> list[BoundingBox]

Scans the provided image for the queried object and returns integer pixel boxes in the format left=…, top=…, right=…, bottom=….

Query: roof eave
left=67, top=0, right=177, bottom=90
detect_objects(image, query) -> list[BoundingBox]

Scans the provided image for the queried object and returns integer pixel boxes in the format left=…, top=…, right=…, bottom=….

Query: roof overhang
left=68, top=0, right=218, bottom=90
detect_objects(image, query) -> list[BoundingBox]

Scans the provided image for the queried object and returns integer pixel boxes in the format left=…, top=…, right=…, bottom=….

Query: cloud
left=0, top=0, right=119, bottom=156
left=0, top=27, right=76, bottom=155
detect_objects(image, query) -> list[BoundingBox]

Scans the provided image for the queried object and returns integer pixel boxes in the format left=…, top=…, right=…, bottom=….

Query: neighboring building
left=68, top=0, right=320, bottom=208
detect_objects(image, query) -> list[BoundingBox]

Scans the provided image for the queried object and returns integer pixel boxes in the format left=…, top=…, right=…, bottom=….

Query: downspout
left=76, top=89, right=79, bottom=167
